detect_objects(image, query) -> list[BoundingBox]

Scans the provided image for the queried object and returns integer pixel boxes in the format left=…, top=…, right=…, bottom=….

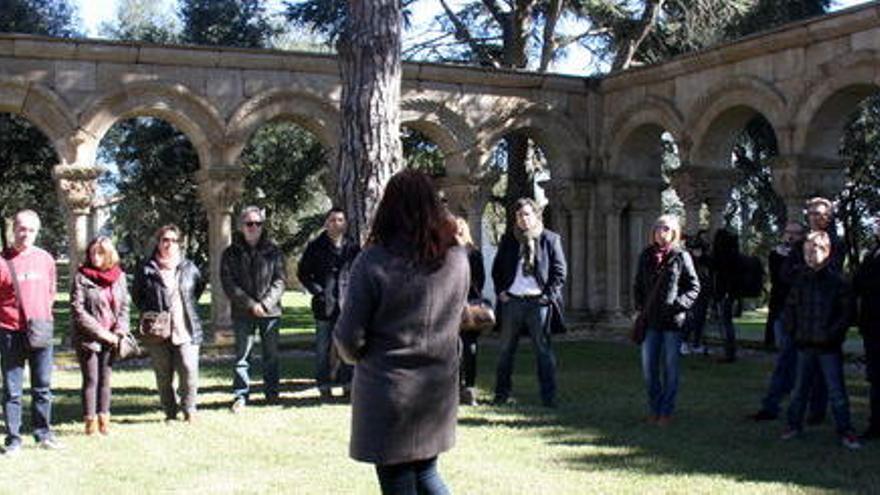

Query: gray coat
left=334, top=243, right=469, bottom=465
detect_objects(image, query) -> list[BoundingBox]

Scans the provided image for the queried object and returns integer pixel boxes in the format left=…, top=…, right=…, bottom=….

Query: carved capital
left=771, top=155, right=846, bottom=203
left=196, top=167, right=245, bottom=214
left=53, top=165, right=105, bottom=215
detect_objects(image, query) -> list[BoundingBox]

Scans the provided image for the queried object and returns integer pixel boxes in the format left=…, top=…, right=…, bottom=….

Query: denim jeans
left=494, top=298, right=556, bottom=405
left=460, top=332, right=479, bottom=389
left=375, top=457, right=449, bottom=495
left=0, top=329, right=54, bottom=446
left=641, top=329, right=681, bottom=417
left=233, top=317, right=280, bottom=400
left=718, top=294, right=737, bottom=360
left=315, top=319, right=352, bottom=391
left=148, top=342, right=199, bottom=419
left=787, top=348, right=853, bottom=434
left=760, top=317, right=828, bottom=416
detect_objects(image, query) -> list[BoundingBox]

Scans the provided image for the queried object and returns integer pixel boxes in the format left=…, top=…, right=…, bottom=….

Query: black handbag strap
left=3, top=257, right=26, bottom=321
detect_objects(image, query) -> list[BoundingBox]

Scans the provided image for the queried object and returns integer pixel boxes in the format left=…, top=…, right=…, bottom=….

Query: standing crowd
left=0, top=176, right=876, bottom=493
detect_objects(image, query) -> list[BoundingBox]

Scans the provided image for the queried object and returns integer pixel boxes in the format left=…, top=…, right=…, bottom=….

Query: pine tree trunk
left=505, top=133, right=532, bottom=227
left=336, top=0, right=403, bottom=243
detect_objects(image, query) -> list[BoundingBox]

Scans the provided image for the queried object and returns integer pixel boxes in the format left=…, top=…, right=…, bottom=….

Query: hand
left=498, top=292, right=510, bottom=303
left=251, top=304, right=267, bottom=318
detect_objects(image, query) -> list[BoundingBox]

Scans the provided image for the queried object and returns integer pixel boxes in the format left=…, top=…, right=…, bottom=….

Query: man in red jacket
left=0, top=210, right=59, bottom=455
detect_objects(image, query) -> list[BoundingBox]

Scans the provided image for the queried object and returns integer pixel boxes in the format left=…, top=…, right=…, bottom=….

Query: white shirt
left=507, top=258, right=542, bottom=297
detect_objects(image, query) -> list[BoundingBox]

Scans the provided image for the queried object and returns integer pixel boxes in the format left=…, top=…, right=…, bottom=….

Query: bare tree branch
left=611, top=0, right=666, bottom=72
left=538, top=0, right=564, bottom=72
left=439, top=0, right=501, bottom=67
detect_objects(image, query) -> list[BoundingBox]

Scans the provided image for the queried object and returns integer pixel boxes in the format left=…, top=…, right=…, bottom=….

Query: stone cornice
left=601, top=2, right=880, bottom=92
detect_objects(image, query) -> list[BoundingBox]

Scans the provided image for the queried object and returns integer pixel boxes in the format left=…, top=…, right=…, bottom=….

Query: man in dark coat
left=297, top=208, right=360, bottom=401
left=492, top=198, right=567, bottom=408
left=854, top=214, right=880, bottom=440
left=221, top=206, right=286, bottom=412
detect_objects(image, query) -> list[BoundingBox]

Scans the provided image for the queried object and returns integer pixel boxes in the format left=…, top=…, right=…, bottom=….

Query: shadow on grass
left=469, top=340, right=880, bottom=492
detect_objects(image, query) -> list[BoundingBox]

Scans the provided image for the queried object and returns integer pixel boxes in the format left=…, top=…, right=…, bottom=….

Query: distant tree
left=0, top=0, right=81, bottom=37
left=99, top=0, right=179, bottom=43
left=179, top=0, right=279, bottom=48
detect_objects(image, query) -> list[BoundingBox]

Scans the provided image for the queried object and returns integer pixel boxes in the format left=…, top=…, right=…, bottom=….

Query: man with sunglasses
left=221, top=206, right=286, bottom=412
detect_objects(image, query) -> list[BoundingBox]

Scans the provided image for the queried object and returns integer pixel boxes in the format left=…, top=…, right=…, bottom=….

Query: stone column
left=772, top=155, right=846, bottom=223
left=556, top=181, right=591, bottom=313
left=54, top=165, right=103, bottom=275
left=196, top=167, right=244, bottom=339
left=605, top=209, right=622, bottom=319
left=670, top=167, right=703, bottom=234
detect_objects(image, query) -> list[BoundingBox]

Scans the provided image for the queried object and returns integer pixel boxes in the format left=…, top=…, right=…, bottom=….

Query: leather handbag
left=461, top=300, right=496, bottom=333
left=137, top=311, right=171, bottom=344
left=3, top=258, right=53, bottom=348
left=114, top=332, right=142, bottom=361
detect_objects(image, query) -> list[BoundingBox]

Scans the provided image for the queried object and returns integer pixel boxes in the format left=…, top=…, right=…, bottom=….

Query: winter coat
left=297, top=232, right=360, bottom=321
left=333, top=242, right=469, bottom=465
left=220, top=233, right=286, bottom=319
left=854, top=245, right=880, bottom=340
left=466, top=247, right=485, bottom=302
left=131, top=256, right=206, bottom=345
left=70, top=271, right=130, bottom=352
left=784, top=264, right=852, bottom=350
left=633, top=245, right=701, bottom=331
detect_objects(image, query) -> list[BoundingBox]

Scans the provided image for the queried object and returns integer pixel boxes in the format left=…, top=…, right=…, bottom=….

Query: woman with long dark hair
left=334, top=170, right=469, bottom=494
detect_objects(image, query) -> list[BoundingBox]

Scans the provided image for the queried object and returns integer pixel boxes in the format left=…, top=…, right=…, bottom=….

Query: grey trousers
left=148, top=342, right=199, bottom=419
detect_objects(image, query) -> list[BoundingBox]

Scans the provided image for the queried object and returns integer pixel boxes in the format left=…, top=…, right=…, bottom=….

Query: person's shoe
left=780, top=427, right=801, bottom=441
left=750, top=410, right=778, bottom=422
left=230, top=397, right=246, bottom=414
left=679, top=343, right=691, bottom=355
left=319, top=388, right=333, bottom=402
left=97, top=413, right=111, bottom=436
left=656, top=415, right=673, bottom=427
left=806, top=414, right=826, bottom=426
left=841, top=432, right=863, bottom=450
left=2, top=443, right=21, bottom=456
left=183, top=411, right=196, bottom=423
left=265, top=394, right=280, bottom=406
left=37, top=438, right=64, bottom=450
left=492, top=395, right=515, bottom=406
left=459, top=387, right=477, bottom=406
left=84, top=416, right=98, bottom=436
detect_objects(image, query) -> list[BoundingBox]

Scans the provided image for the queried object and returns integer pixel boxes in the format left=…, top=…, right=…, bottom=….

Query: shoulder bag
left=3, top=257, right=53, bottom=349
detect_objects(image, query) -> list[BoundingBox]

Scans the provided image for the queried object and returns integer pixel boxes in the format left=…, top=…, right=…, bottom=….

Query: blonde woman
left=633, top=214, right=700, bottom=425
left=132, top=225, right=205, bottom=422
left=71, top=236, right=130, bottom=435
left=454, top=216, right=486, bottom=406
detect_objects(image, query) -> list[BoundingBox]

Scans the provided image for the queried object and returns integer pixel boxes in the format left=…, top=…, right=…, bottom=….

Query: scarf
left=513, top=221, right=544, bottom=277
left=79, top=264, right=123, bottom=287
left=653, top=243, right=672, bottom=269
left=155, top=250, right=181, bottom=271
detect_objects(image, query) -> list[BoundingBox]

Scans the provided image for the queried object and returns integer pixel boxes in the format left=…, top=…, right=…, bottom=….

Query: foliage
left=178, top=0, right=280, bottom=48
left=98, top=117, right=207, bottom=267
left=0, top=0, right=81, bottom=37
left=726, top=0, right=830, bottom=38
left=401, top=127, right=446, bottom=176
left=238, top=121, right=330, bottom=256
left=0, top=114, right=67, bottom=255
left=99, top=0, right=180, bottom=43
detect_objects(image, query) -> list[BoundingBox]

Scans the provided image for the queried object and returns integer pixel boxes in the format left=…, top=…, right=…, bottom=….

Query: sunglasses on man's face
left=245, top=221, right=263, bottom=228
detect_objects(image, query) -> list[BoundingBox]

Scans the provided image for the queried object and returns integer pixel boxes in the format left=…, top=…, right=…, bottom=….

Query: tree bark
left=336, top=0, right=403, bottom=243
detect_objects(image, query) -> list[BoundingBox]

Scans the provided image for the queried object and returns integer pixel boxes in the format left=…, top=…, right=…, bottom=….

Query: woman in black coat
left=334, top=170, right=469, bottom=494
left=454, top=216, right=485, bottom=406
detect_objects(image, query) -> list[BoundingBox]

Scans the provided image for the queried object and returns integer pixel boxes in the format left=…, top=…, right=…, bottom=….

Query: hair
left=653, top=214, right=682, bottom=247
left=514, top=198, right=541, bottom=216
left=806, top=197, right=833, bottom=212
left=367, top=169, right=457, bottom=268
left=239, top=206, right=265, bottom=225
left=154, top=224, right=182, bottom=243
left=805, top=230, right=831, bottom=251
left=325, top=207, right=345, bottom=222
left=13, top=209, right=41, bottom=230
left=454, top=216, right=475, bottom=249
left=86, top=236, right=120, bottom=270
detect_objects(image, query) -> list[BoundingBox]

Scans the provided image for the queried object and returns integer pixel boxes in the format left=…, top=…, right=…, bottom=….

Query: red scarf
left=79, top=265, right=123, bottom=287
left=653, top=244, right=672, bottom=269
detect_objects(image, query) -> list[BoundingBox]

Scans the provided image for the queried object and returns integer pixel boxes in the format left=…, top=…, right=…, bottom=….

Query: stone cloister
left=1, top=2, right=879, bottom=332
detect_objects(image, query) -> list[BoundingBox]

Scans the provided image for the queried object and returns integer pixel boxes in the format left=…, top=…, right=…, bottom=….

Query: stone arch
left=78, top=81, right=225, bottom=168
left=792, top=50, right=880, bottom=162
left=478, top=107, right=587, bottom=179
left=689, top=76, right=788, bottom=167
left=0, top=78, right=78, bottom=164
left=605, top=96, right=686, bottom=178
left=225, top=88, right=340, bottom=167
left=400, top=98, right=477, bottom=176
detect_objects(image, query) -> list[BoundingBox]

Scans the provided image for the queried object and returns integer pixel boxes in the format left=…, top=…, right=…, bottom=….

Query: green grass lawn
left=3, top=331, right=878, bottom=493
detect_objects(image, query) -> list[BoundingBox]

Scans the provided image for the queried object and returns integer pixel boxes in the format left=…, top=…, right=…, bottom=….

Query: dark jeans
left=233, top=317, right=280, bottom=400
left=787, top=348, right=853, bottom=434
left=641, top=329, right=681, bottom=417
left=494, top=298, right=556, bottom=405
left=682, top=295, right=708, bottom=347
left=460, top=332, right=478, bottom=389
left=0, top=329, right=54, bottom=446
left=315, top=319, right=352, bottom=391
left=865, top=336, right=880, bottom=430
left=718, top=294, right=737, bottom=360
left=78, top=346, right=113, bottom=417
left=760, top=317, right=827, bottom=416
left=375, top=457, right=449, bottom=495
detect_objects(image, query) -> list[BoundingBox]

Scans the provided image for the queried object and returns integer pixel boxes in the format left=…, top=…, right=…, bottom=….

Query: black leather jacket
left=132, top=255, right=206, bottom=345
left=220, top=233, right=286, bottom=319
left=634, top=245, right=701, bottom=331
left=784, top=264, right=852, bottom=350
left=297, top=232, right=360, bottom=321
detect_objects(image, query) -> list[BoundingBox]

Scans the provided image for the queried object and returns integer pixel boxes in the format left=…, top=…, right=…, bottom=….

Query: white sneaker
left=679, top=343, right=691, bottom=355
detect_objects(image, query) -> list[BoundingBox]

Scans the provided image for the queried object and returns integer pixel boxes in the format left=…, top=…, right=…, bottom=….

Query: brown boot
left=84, top=416, right=98, bottom=436
left=97, top=413, right=111, bottom=435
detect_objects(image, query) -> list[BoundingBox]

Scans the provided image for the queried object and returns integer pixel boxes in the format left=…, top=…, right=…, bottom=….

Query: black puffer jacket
left=633, top=245, right=701, bottom=331
left=131, top=256, right=206, bottom=345
left=220, top=233, right=286, bottom=319
left=784, top=264, right=852, bottom=350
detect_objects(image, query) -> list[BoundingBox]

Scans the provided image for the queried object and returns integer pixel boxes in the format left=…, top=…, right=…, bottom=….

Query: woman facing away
left=70, top=236, right=130, bottom=435
left=132, top=224, right=206, bottom=423
left=334, top=170, right=469, bottom=495
left=633, top=214, right=700, bottom=426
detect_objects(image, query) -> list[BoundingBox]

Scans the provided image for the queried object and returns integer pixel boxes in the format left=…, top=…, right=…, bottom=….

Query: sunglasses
left=245, top=221, right=264, bottom=228
left=160, top=237, right=179, bottom=244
